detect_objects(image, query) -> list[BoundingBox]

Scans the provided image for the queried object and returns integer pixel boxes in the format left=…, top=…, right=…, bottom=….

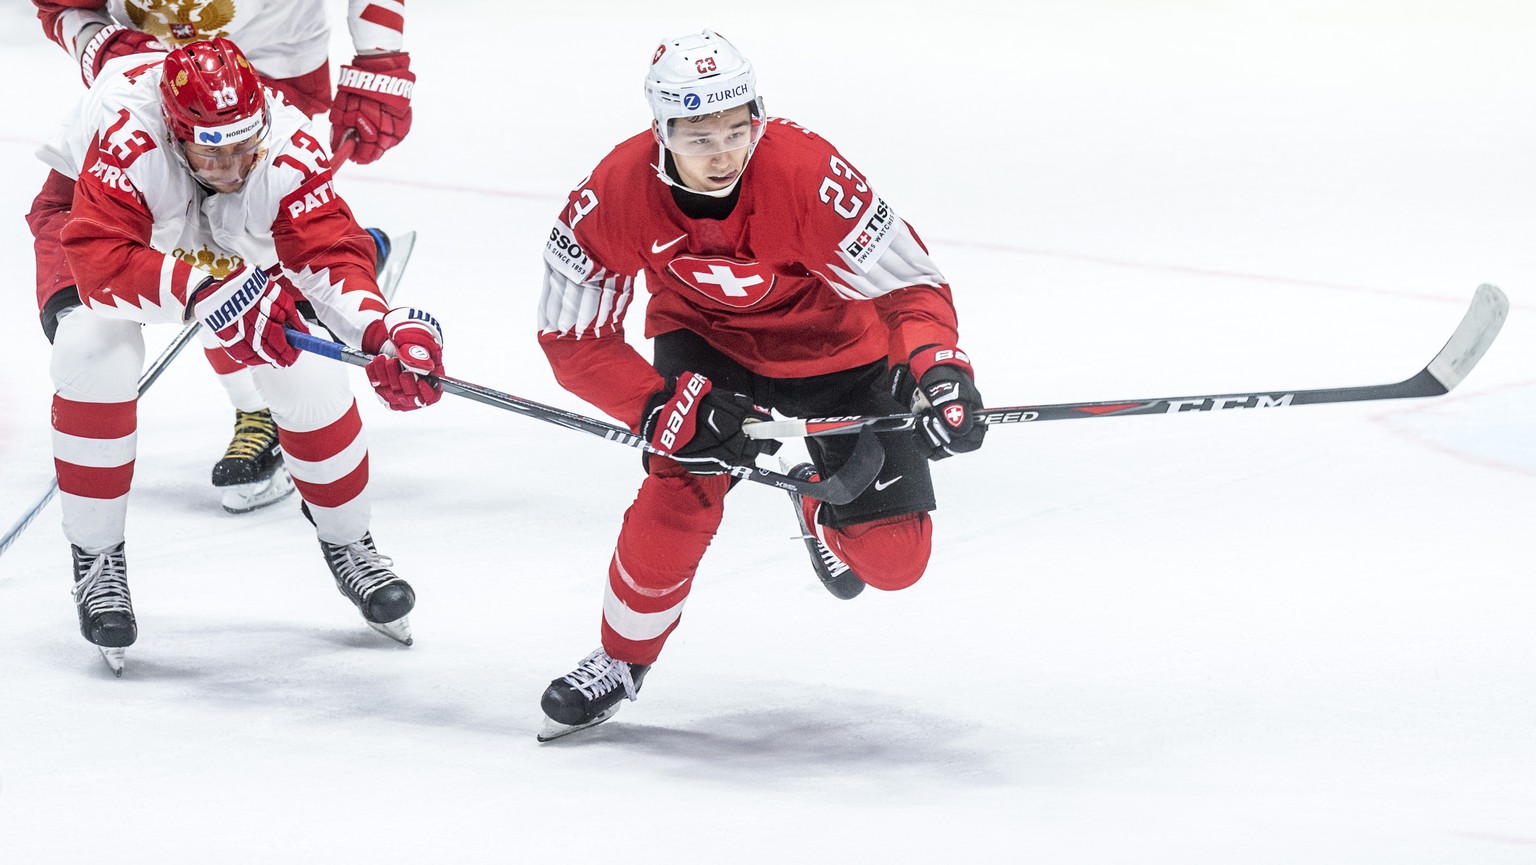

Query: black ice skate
left=71, top=542, right=136, bottom=676
left=320, top=533, right=415, bottom=645
left=211, top=408, right=295, bottom=514
left=785, top=463, right=866, bottom=600
left=538, top=649, right=650, bottom=742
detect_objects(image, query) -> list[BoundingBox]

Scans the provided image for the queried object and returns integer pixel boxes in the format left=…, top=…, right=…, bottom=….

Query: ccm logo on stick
left=1167, top=394, right=1295, bottom=412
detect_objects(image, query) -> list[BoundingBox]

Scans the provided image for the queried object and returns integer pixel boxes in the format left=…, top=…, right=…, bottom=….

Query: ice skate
left=320, top=533, right=415, bottom=645
left=785, top=463, right=866, bottom=599
left=71, top=542, right=136, bottom=676
left=366, top=227, right=416, bottom=300
left=537, top=648, right=650, bottom=742
left=212, top=409, right=295, bottom=514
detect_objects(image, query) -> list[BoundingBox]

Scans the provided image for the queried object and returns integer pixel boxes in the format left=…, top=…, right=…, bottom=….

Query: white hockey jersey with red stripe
left=37, top=52, right=386, bottom=345
left=36, top=0, right=405, bottom=79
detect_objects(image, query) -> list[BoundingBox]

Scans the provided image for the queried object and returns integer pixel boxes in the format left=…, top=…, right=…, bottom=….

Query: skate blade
left=819, top=568, right=866, bottom=600
left=376, top=230, right=417, bottom=300
left=367, top=616, right=413, bottom=646
left=536, top=704, right=622, bottom=742
left=221, top=467, right=296, bottom=514
left=99, top=647, right=126, bottom=677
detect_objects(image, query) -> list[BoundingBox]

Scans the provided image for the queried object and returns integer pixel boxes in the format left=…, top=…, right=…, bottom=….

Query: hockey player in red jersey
left=31, top=0, right=416, bottom=514
left=534, top=30, right=987, bottom=739
left=36, top=38, right=444, bottom=674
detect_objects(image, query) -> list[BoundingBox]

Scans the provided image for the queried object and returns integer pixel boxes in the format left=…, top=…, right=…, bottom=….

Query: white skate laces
left=563, top=650, right=642, bottom=702
left=72, top=548, right=131, bottom=616
left=790, top=485, right=851, bottom=578
left=326, top=541, right=399, bottom=598
left=805, top=524, right=851, bottom=578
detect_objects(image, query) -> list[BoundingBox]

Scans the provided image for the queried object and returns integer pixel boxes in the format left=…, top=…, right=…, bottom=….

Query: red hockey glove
left=362, top=307, right=444, bottom=410
left=78, top=25, right=166, bottom=87
left=906, top=345, right=986, bottom=459
left=329, top=52, right=414, bottom=165
left=188, top=265, right=307, bottom=368
left=640, top=372, right=779, bottom=475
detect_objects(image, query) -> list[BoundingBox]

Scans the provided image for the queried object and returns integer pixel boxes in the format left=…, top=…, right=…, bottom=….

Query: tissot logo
left=667, top=256, right=776, bottom=308
left=839, top=196, right=897, bottom=272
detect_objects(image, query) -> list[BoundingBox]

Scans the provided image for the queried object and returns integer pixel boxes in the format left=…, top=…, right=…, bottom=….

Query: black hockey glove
left=640, top=372, right=780, bottom=475
left=904, top=345, right=986, bottom=460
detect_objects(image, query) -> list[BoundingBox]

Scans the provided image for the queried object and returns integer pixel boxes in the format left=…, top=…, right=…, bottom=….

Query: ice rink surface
left=1, top=2, right=1533, bottom=862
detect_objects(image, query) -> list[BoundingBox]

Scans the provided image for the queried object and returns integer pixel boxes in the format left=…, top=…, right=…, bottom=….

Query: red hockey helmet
left=159, top=38, right=268, bottom=146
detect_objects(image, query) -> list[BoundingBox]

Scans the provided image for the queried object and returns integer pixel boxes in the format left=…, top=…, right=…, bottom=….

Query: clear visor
left=658, top=100, right=765, bottom=156
left=181, top=132, right=266, bottom=162
left=175, top=122, right=269, bottom=190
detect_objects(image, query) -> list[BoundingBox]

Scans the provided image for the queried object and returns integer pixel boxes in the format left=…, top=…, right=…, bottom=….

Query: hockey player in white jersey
left=31, top=0, right=416, bottom=513
left=37, top=38, right=444, bottom=674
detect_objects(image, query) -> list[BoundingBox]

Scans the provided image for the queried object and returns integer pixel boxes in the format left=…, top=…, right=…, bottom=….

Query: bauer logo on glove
left=641, top=372, right=779, bottom=474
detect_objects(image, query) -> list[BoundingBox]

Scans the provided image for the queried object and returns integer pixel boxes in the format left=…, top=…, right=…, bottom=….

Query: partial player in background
left=33, top=38, right=443, bottom=674
left=533, top=31, right=986, bottom=739
left=31, top=0, right=415, bottom=513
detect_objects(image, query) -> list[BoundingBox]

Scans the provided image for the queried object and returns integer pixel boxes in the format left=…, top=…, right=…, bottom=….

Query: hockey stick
left=332, top=132, right=357, bottom=170
left=0, top=321, right=202, bottom=559
left=745, top=283, right=1509, bottom=440
left=283, top=329, right=885, bottom=505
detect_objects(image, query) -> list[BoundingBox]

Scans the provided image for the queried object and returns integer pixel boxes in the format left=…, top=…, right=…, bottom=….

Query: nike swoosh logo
left=873, top=475, right=903, bottom=492
left=651, top=234, right=688, bottom=254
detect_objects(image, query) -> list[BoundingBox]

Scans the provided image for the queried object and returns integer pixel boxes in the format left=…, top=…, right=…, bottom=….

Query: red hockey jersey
left=538, top=118, right=961, bottom=429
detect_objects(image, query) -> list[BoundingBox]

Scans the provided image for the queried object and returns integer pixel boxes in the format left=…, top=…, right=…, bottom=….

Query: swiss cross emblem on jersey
left=666, top=255, right=778, bottom=309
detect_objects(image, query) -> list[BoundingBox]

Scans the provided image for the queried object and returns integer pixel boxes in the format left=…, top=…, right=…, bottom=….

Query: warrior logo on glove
left=330, top=52, right=415, bottom=165
left=362, top=307, right=445, bottom=411
left=189, top=264, right=307, bottom=368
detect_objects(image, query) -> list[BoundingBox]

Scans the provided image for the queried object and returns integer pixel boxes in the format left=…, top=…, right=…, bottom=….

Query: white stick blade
left=1426, top=283, right=1509, bottom=392
left=744, top=419, right=809, bottom=440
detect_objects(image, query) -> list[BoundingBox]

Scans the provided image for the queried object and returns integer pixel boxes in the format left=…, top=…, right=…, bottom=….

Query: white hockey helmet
left=644, top=30, right=766, bottom=155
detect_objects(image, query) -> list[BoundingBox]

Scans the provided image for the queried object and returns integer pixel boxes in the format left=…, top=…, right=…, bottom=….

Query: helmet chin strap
left=651, top=140, right=757, bottom=199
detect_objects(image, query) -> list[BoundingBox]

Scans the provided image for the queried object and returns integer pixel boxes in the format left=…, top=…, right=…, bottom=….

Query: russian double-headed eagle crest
left=124, top=0, right=236, bottom=43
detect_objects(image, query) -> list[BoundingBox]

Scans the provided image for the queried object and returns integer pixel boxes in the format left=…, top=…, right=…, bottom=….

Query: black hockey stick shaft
left=746, top=283, right=1509, bottom=440
left=284, top=329, right=884, bottom=505
left=0, top=321, right=202, bottom=560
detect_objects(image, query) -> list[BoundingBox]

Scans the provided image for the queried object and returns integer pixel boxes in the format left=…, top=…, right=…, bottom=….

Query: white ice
left=1, top=2, right=1533, bottom=863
